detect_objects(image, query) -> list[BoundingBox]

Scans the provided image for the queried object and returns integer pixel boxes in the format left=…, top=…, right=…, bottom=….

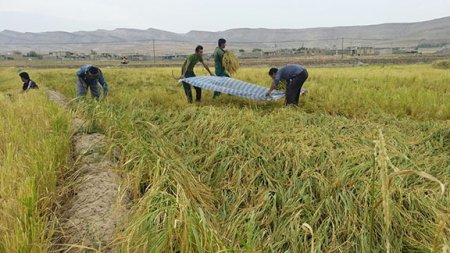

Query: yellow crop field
left=0, top=64, right=449, bottom=252
left=0, top=68, right=71, bottom=252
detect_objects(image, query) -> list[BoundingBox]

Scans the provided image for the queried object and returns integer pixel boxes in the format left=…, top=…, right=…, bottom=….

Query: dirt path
left=47, top=90, right=130, bottom=252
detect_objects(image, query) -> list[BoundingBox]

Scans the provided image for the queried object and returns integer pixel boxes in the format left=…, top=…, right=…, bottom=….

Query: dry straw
left=374, top=129, right=392, bottom=253
left=301, top=223, right=315, bottom=253
left=222, top=51, right=240, bottom=74
left=374, top=129, right=447, bottom=253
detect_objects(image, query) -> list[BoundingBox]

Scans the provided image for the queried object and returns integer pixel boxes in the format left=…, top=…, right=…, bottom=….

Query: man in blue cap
left=76, top=65, right=108, bottom=99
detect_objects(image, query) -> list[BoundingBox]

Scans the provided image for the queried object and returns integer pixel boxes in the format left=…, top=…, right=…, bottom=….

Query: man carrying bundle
left=212, top=38, right=229, bottom=98
left=180, top=45, right=214, bottom=103
left=76, top=65, right=108, bottom=100
left=266, top=64, right=308, bottom=106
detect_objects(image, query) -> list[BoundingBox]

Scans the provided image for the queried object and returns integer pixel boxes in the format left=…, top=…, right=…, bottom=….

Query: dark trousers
left=182, top=71, right=201, bottom=103
left=213, top=67, right=230, bottom=98
left=77, top=78, right=101, bottom=99
left=285, top=70, right=308, bottom=106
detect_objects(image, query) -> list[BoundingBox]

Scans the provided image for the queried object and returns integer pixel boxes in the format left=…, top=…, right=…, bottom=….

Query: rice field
left=0, top=64, right=449, bottom=252
left=0, top=68, right=71, bottom=252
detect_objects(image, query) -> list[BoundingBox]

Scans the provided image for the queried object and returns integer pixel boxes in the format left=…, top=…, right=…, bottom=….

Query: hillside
left=0, top=16, right=449, bottom=53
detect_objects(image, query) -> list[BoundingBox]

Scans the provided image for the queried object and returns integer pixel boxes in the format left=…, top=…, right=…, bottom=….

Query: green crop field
left=0, top=64, right=449, bottom=252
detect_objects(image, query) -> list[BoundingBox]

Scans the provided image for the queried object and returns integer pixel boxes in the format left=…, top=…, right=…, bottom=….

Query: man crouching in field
left=76, top=65, right=108, bottom=100
left=266, top=64, right=308, bottom=106
left=19, top=72, right=39, bottom=92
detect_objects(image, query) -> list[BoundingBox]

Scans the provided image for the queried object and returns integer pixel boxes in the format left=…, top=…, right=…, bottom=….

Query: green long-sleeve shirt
left=213, top=47, right=229, bottom=77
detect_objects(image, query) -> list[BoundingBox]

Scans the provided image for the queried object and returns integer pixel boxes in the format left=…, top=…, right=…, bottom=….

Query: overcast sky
left=0, top=0, right=449, bottom=33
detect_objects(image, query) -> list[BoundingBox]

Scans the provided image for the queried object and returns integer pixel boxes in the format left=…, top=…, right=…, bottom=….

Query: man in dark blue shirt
left=76, top=65, right=108, bottom=99
left=266, top=64, right=308, bottom=106
left=19, top=72, right=39, bottom=91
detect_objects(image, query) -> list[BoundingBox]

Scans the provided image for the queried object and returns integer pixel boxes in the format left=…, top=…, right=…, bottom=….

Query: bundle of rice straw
left=222, top=51, right=240, bottom=74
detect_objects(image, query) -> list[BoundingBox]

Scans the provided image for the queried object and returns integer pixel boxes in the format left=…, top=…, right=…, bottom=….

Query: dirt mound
left=73, top=134, right=107, bottom=156
left=59, top=162, right=127, bottom=251
left=48, top=90, right=130, bottom=252
left=47, top=89, right=69, bottom=107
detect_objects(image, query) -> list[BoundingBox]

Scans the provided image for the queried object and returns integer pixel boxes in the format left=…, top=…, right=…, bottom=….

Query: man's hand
left=103, top=86, right=108, bottom=97
left=81, top=79, right=88, bottom=89
left=266, top=81, right=276, bottom=97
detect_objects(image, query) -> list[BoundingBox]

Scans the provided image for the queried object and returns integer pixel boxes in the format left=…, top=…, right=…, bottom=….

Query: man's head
left=19, top=72, right=30, bottom=82
left=268, top=68, right=278, bottom=80
left=86, top=66, right=100, bottom=79
left=218, top=38, right=226, bottom=49
left=195, top=45, right=204, bottom=57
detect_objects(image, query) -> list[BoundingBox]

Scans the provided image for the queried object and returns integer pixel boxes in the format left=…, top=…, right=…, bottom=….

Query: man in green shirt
left=180, top=45, right=214, bottom=103
left=212, top=38, right=229, bottom=98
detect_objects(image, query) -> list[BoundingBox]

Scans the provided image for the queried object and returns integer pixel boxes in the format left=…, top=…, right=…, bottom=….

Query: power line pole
left=341, top=37, right=344, bottom=59
left=152, top=39, right=156, bottom=64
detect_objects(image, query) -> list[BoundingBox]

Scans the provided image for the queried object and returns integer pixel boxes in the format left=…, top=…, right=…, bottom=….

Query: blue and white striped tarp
left=181, top=76, right=285, bottom=101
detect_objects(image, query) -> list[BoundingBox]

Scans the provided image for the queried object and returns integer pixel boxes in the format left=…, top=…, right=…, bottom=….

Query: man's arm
left=20, top=83, right=27, bottom=93
left=181, top=60, right=190, bottom=78
left=217, top=49, right=225, bottom=64
left=266, top=81, right=278, bottom=96
left=77, top=77, right=88, bottom=90
left=213, top=48, right=224, bottom=66
left=98, top=72, right=108, bottom=96
left=76, top=67, right=89, bottom=88
left=202, top=61, right=214, bottom=76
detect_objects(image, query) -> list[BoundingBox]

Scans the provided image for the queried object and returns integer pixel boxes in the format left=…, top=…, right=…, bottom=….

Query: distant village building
left=301, top=48, right=326, bottom=56
left=377, top=48, right=393, bottom=55
left=47, top=51, right=78, bottom=59
left=5, top=51, right=24, bottom=60
left=238, top=52, right=263, bottom=58
left=350, top=47, right=375, bottom=56
left=162, top=54, right=188, bottom=60
left=277, top=49, right=296, bottom=55
left=127, top=54, right=145, bottom=61
left=162, top=55, right=176, bottom=60
left=263, top=51, right=278, bottom=57
left=99, top=53, right=113, bottom=60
